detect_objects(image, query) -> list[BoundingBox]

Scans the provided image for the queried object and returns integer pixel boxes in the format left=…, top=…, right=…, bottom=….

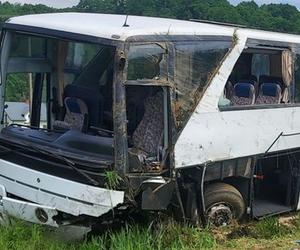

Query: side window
left=4, top=72, right=49, bottom=129
left=9, top=33, right=46, bottom=58
left=4, top=73, right=32, bottom=126
left=64, top=42, right=104, bottom=86
left=174, top=41, right=232, bottom=130
left=220, top=48, right=292, bottom=109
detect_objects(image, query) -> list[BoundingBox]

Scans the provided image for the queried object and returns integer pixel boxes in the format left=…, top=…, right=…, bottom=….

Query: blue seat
left=256, top=83, right=282, bottom=104
left=230, top=83, right=255, bottom=106
left=53, top=97, right=88, bottom=131
left=64, top=84, right=104, bottom=127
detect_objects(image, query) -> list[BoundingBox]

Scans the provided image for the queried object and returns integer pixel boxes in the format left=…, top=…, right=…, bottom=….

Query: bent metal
left=0, top=13, right=299, bottom=229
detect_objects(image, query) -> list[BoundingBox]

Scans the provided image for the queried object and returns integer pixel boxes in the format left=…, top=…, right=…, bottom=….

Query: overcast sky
left=2, top=0, right=300, bottom=9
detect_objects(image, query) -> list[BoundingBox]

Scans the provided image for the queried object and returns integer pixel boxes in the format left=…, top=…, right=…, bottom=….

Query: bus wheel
left=204, top=183, right=245, bottom=227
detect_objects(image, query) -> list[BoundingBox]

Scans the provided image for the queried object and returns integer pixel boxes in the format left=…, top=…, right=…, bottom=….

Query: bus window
left=127, top=44, right=167, bottom=81
left=174, top=40, right=232, bottom=130
left=4, top=73, right=32, bottom=126
left=221, top=48, right=291, bottom=108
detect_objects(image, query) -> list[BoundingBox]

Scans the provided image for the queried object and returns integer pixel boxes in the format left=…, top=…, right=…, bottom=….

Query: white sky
left=2, top=0, right=300, bottom=10
left=229, top=0, right=300, bottom=9
left=1, top=0, right=80, bottom=8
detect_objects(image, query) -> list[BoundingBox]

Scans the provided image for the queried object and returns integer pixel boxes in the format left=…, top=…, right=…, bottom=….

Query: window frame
left=219, top=43, right=299, bottom=112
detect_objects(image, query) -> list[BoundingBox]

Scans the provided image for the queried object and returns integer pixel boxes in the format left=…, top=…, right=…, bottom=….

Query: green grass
left=2, top=214, right=300, bottom=250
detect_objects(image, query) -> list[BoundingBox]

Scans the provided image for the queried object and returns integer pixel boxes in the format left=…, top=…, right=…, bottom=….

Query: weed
left=104, top=171, right=122, bottom=190
left=254, top=217, right=292, bottom=239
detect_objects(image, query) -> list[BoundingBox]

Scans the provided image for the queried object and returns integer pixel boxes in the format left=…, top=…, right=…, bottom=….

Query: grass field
left=1, top=214, right=300, bottom=250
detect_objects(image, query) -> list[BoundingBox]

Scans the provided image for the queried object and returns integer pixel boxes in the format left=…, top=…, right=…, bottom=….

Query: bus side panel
left=175, top=107, right=300, bottom=168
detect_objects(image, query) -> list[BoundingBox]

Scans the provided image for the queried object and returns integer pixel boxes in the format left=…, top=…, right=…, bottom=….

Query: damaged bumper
left=0, top=159, right=124, bottom=227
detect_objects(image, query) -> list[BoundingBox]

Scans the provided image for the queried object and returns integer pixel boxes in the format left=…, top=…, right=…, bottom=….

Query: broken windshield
left=174, top=40, right=232, bottom=130
left=127, top=44, right=167, bottom=81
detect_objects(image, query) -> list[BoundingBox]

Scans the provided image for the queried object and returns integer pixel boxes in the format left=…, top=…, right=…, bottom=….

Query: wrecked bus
left=0, top=13, right=300, bottom=229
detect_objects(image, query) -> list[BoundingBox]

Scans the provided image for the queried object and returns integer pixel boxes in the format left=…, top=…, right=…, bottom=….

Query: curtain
left=251, top=54, right=270, bottom=79
left=282, top=50, right=293, bottom=102
left=56, top=41, right=68, bottom=106
left=282, top=50, right=293, bottom=86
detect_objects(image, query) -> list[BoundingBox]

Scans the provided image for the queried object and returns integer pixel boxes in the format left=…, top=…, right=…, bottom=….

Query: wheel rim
left=206, top=202, right=233, bottom=227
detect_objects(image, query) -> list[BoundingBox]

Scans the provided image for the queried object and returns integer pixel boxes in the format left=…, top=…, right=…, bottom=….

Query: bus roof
left=5, top=13, right=300, bottom=45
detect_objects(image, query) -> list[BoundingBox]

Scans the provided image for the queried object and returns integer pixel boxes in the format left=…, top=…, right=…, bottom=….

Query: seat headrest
left=260, top=83, right=282, bottom=97
left=234, top=83, right=255, bottom=98
left=238, top=79, right=256, bottom=86
left=65, top=97, right=88, bottom=114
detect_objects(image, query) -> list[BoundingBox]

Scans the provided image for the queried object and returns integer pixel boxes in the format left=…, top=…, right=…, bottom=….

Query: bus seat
left=238, top=77, right=258, bottom=94
left=132, top=91, right=164, bottom=156
left=255, top=83, right=282, bottom=104
left=225, top=80, right=234, bottom=99
left=230, top=83, right=255, bottom=106
left=259, top=75, right=284, bottom=88
left=53, top=97, right=88, bottom=131
left=64, top=84, right=104, bottom=127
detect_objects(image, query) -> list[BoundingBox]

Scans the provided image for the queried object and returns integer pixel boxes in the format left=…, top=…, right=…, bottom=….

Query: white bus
left=0, top=13, right=299, bottom=229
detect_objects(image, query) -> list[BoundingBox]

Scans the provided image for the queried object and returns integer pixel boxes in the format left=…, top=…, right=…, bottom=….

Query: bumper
left=0, top=159, right=124, bottom=226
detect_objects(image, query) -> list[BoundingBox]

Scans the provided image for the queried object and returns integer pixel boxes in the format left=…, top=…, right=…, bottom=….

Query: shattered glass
left=127, top=44, right=167, bottom=81
left=173, top=41, right=232, bottom=130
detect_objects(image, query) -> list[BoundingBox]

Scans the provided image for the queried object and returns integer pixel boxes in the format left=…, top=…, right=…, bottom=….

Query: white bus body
left=0, top=13, right=300, bottom=228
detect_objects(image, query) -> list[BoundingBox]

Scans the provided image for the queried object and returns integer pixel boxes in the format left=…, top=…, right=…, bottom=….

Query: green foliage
left=0, top=220, right=69, bottom=250
left=105, top=170, right=122, bottom=189
left=3, top=216, right=300, bottom=250
left=254, top=217, right=292, bottom=239
left=0, top=219, right=217, bottom=250
left=0, top=0, right=299, bottom=34
left=5, top=74, right=30, bottom=102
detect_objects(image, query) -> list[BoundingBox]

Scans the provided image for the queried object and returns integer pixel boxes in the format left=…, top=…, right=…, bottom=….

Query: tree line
left=0, top=0, right=300, bottom=34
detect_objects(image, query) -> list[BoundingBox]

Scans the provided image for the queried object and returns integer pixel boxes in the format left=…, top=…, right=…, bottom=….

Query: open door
left=252, top=152, right=298, bottom=218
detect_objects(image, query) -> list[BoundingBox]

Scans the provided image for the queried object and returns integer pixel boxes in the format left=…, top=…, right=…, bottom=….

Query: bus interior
left=253, top=151, right=300, bottom=217
left=222, top=47, right=291, bottom=107
left=0, top=31, right=169, bottom=182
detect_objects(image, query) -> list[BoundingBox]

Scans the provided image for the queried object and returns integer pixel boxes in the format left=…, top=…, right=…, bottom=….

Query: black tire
left=204, top=182, right=245, bottom=226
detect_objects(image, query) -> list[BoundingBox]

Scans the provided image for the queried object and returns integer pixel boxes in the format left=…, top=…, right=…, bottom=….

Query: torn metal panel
left=174, top=32, right=300, bottom=168
left=2, top=198, right=59, bottom=227
left=0, top=184, right=58, bottom=226
left=0, top=159, right=124, bottom=217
